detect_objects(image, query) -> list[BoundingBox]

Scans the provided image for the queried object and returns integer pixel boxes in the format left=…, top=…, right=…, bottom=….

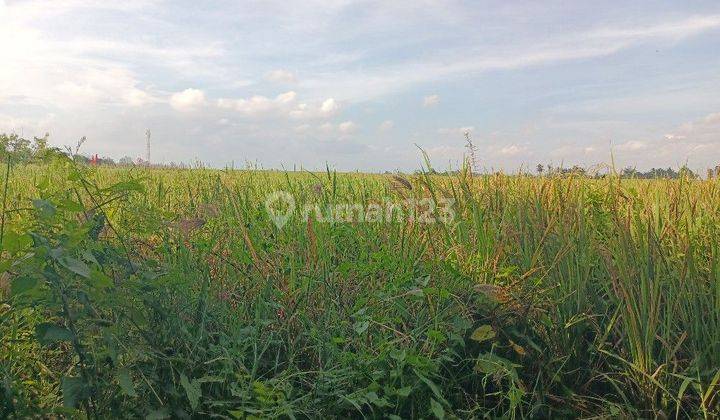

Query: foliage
left=0, top=153, right=719, bottom=418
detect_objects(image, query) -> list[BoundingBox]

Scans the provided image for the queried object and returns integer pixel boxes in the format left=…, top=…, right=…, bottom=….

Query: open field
left=1, top=158, right=719, bottom=418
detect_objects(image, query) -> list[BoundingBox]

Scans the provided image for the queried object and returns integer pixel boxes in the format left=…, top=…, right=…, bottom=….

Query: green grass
left=1, top=157, right=719, bottom=418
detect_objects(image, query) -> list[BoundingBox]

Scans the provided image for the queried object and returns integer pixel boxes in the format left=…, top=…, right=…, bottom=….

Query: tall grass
left=0, top=158, right=718, bottom=418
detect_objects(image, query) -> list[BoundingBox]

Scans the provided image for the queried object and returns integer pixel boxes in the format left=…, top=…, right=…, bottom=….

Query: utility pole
left=145, top=129, right=151, bottom=164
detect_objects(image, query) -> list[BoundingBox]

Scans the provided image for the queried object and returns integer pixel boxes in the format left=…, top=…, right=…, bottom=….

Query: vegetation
left=0, top=141, right=719, bottom=418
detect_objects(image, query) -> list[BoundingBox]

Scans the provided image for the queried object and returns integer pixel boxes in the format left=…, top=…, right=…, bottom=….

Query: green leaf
left=58, top=256, right=91, bottom=279
left=2, top=231, right=32, bottom=254
left=32, top=199, right=56, bottom=219
left=353, top=320, right=370, bottom=335
left=364, top=391, right=391, bottom=408
left=106, top=180, right=145, bottom=194
left=82, top=250, right=99, bottom=266
left=118, top=369, right=137, bottom=397
left=89, top=269, right=112, bottom=288
left=396, top=386, right=413, bottom=397
left=470, top=325, right=496, bottom=343
left=675, top=376, right=693, bottom=418
left=35, top=176, right=50, bottom=192
left=475, top=357, right=501, bottom=375
left=430, top=398, right=445, bottom=419
left=128, top=307, right=147, bottom=326
left=11, top=275, right=38, bottom=296
left=36, top=323, right=74, bottom=345
left=427, top=329, right=446, bottom=343
left=58, top=199, right=84, bottom=212
left=474, top=353, right=520, bottom=378
left=145, top=408, right=170, bottom=419
left=197, top=375, right=224, bottom=383
left=61, top=376, right=86, bottom=408
left=414, top=369, right=446, bottom=404
left=180, top=373, right=201, bottom=411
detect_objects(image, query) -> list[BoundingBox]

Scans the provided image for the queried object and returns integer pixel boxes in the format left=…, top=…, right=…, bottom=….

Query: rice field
left=1, top=156, right=719, bottom=418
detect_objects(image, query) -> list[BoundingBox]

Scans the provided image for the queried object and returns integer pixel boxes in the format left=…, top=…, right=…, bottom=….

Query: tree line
left=2, top=133, right=715, bottom=178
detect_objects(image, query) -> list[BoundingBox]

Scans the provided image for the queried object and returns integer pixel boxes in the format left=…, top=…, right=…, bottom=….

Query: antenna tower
left=145, top=129, right=151, bottom=163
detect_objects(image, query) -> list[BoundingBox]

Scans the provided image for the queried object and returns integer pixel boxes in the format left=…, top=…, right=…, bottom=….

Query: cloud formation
left=338, top=121, right=357, bottom=134
left=288, top=98, right=339, bottom=119
left=218, top=91, right=297, bottom=116
left=423, top=95, right=440, bottom=107
left=170, top=89, right=207, bottom=111
left=0, top=1, right=719, bottom=171
left=378, top=120, right=394, bottom=131
left=265, top=69, right=297, bottom=84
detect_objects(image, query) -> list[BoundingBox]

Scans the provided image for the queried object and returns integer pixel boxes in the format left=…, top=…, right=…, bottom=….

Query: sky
left=1, top=0, right=719, bottom=172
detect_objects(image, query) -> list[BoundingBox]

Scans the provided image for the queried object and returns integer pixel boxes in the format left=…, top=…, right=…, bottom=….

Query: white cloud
left=289, top=97, right=339, bottom=119
left=423, top=94, right=439, bottom=107
left=217, top=91, right=298, bottom=116
left=497, top=144, right=527, bottom=156
left=0, top=26, right=159, bottom=110
left=545, top=110, right=720, bottom=170
left=276, top=91, right=297, bottom=103
left=600, top=112, right=720, bottom=169
left=294, top=123, right=311, bottom=133
left=379, top=120, right=394, bottom=131
left=615, top=140, right=647, bottom=151
left=663, top=111, right=720, bottom=145
left=320, top=98, right=338, bottom=113
left=298, top=120, right=358, bottom=136
left=0, top=1, right=221, bottom=111
left=425, top=145, right=464, bottom=161
left=299, top=15, right=720, bottom=102
left=702, top=112, right=720, bottom=125
left=338, top=120, right=357, bottom=134
left=170, top=88, right=207, bottom=111
left=123, top=88, right=155, bottom=107
left=2, top=1, right=720, bottom=172
left=438, top=126, right=474, bottom=137
left=589, top=15, right=720, bottom=41
left=265, top=69, right=297, bottom=83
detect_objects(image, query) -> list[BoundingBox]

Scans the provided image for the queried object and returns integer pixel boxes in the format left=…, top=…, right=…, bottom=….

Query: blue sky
left=1, top=0, right=719, bottom=172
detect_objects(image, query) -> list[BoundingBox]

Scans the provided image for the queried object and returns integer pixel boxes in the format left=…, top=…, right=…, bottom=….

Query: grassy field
left=1, top=156, right=719, bottom=418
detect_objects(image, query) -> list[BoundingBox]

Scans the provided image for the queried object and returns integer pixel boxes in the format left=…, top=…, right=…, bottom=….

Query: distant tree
left=621, top=167, right=638, bottom=178
left=33, top=133, right=65, bottom=161
left=1, top=134, right=32, bottom=162
left=33, top=133, right=49, bottom=153
left=536, top=164, right=544, bottom=175
left=678, top=166, right=697, bottom=179
left=73, top=154, right=90, bottom=164
left=570, top=165, right=586, bottom=176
